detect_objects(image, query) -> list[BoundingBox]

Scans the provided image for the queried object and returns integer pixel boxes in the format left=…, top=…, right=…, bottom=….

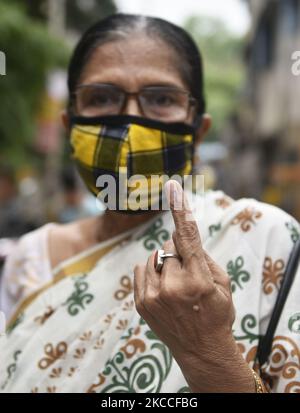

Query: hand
left=134, top=180, right=254, bottom=392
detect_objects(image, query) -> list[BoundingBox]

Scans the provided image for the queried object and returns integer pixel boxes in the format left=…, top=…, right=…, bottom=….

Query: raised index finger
left=165, top=180, right=204, bottom=262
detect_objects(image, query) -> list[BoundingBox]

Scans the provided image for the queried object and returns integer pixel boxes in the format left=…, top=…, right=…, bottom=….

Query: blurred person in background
left=0, top=165, right=37, bottom=239
left=58, top=166, right=102, bottom=224
left=0, top=14, right=299, bottom=394
left=0, top=165, right=41, bottom=302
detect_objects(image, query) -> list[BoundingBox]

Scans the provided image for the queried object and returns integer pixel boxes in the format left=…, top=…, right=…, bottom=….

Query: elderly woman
left=1, top=14, right=300, bottom=393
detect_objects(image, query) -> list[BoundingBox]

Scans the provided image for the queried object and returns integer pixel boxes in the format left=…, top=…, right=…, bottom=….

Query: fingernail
left=165, top=180, right=182, bottom=210
left=165, top=181, right=172, bottom=202
left=172, top=181, right=183, bottom=210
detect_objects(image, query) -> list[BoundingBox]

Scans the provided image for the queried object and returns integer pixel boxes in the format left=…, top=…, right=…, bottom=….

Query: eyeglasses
left=72, top=83, right=197, bottom=122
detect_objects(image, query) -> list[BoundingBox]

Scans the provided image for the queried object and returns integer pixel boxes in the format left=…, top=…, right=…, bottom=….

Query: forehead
left=79, top=35, right=187, bottom=89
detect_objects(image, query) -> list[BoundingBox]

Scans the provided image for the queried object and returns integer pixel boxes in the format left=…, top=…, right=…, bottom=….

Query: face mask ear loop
left=193, top=113, right=203, bottom=130
left=191, top=113, right=204, bottom=175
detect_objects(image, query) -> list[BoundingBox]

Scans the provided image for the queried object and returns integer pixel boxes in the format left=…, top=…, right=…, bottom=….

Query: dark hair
left=68, top=13, right=206, bottom=115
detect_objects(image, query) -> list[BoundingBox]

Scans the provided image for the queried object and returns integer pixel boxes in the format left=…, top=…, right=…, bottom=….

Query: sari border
left=7, top=211, right=168, bottom=331
left=6, top=234, right=131, bottom=330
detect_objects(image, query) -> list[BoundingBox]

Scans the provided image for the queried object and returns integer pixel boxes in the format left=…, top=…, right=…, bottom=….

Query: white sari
left=1, top=190, right=300, bottom=393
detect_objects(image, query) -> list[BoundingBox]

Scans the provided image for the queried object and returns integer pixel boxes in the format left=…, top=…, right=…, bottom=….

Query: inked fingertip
left=164, top=180, right=173, bottom=204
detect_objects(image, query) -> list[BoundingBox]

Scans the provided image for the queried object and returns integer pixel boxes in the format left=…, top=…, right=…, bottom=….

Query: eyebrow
left=77, top=82, right=187, bottom=91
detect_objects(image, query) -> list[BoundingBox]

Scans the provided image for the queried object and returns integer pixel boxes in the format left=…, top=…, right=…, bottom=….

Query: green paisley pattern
left=285, top=221, right=300, bottom=244
left=227, top=256, right=251, bottom=292
left=209, top=223, right=222, bottom=238
left=288, top=313, right=300, bottom=334
left=233, top=314, right=260, bottom=344
left=137, top=217, right=170, bottom=251
left=63, top=274, right=94, bottom=316
left=100, top=318, right=173, bottom=393
left=1, top=350, right=22, bottom=390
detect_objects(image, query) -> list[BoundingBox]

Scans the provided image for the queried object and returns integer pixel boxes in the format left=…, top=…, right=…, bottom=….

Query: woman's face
left=64, top=35, right=211, bottom=141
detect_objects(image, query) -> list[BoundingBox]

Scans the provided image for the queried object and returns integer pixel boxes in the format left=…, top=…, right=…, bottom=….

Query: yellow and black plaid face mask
left=70, top=115, right=198, bottom=213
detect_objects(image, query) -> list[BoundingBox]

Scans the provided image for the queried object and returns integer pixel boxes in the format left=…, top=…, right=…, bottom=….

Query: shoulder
left=203, top=191, right=299, bottom=258
left=206, top=190, right=296, bottom=225
left=6, top=223, right=54, bottom=265
left=230, top=198, right=300, bottom=262
left=0, top=223, right=55, bottom=318
left=204, top=190, right=299, bottom=236
left=1, top=223, right=56, bottom=280
left=47, top=216, right=99, bottom=269
left=231, top=197, right=299, bottom=243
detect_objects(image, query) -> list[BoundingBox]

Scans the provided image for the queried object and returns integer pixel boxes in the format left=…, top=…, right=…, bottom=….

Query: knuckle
left=197, top=280, right=216, bottom=298
left=162, top=239, right=174, bottom=251
left=144, top=289, right=159, bottom=307
left=188, top=250, right=202, bottom=261
left=159, top=284, right=181, bottom=303
left=159, top=285, right=173, bottom=302
left=177, top=222, right=199, bottom=242
left=175, top=209, right=186, bottom=220
left=134, top=264, right=145, bottom=275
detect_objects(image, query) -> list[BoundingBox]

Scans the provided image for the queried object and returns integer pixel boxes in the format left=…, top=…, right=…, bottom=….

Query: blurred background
left=0, top=0, right=299, bottom=263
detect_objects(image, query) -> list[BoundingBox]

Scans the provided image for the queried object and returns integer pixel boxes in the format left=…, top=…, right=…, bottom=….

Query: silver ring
left=154, top=249, right=180, bottom=272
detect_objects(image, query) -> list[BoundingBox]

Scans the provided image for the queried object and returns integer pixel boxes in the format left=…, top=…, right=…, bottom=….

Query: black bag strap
left=256, top=238, right=300, bottom=368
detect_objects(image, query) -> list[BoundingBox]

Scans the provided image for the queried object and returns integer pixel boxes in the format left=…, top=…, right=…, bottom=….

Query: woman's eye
left=153, top=94, right=174, bottom=106
left=85, top=90, right=121, bottom=107
left=144, top=91, right=177, bottom=107
left=90, top=93, right=111, bottom=106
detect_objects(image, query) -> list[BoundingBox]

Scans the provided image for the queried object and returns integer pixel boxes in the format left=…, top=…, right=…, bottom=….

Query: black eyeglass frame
left=71, top=82, right=198, bottom=120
